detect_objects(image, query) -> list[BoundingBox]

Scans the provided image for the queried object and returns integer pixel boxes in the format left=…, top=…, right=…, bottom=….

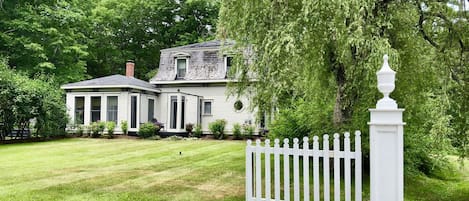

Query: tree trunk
left=333, top=63, right=346, bottom=127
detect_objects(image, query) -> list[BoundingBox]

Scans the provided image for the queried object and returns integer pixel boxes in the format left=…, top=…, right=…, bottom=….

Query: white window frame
left=202, top=99, right=213, bottom=116
left=129, top=94, right=140, bottom=130
left=148, top=98, right=155, bottom=122
left=224, top=55, right=233, bottom=76
left=175, top=57, right=189, bottom=79
left=106, top=96, right=118, bottom=123
left=74, top=96, right=85, bottom=125
left=167, top=94, right=186, bottom=131
left=90, top=96, right=101, bottom=123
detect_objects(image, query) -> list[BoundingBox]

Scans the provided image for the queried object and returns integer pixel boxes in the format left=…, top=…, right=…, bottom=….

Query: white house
left=62, top=40, right=262, bottom=135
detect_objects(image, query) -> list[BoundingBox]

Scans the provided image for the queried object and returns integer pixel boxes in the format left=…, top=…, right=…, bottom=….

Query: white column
left=369, top=55, right=405, bottom=201
left=66, top=94, right=74, bottom=125
left=84, top=95, right=91, bottom=126
left=101, top=95, right=107, bottom=122
left=176, top=94, right=182, bottom=131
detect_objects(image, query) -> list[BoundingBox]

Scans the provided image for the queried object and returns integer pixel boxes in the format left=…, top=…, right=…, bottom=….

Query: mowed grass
left=404, top=156, right=469, bottom=201
left=0, top=138, right=468, bottom=201
left=0, top=138, right=246, bottom=201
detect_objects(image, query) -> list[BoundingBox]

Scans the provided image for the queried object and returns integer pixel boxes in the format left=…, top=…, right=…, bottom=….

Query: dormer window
left=175, top=57, right=188, bottom=79
left=224, top=56, right=233, bottom=76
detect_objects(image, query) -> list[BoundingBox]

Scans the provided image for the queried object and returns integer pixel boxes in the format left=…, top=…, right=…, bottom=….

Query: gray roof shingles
left=62, top=75, right=157, bottom=91
left=161, top=40, right=234, bottom=51
left=151, top=40, right=234, bottom=82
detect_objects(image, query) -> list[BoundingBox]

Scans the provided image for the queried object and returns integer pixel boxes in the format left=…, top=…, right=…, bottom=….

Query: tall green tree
left=0, top=0, right=90, bottom=84
left=219, top=0, right=468, bottom=172
left=86, top=0, right=219, bottom=80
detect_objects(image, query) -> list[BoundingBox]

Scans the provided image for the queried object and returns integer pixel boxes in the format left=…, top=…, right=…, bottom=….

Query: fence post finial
left=376, top=54, right=397, bottom=109
left=369, top=54, right=405, bottom=201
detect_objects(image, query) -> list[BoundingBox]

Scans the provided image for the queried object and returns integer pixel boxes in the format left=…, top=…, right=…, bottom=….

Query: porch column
left=176, top=94, right=182, bottom=131
left=84, top=95, right=91, bottom=125
left=369, top=55, right=405, bottom=201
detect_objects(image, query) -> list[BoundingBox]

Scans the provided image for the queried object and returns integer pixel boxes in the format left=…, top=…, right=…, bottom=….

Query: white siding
left=157, top=85, right=257, bottom=134
left=64, top=91, right=157, bottom=134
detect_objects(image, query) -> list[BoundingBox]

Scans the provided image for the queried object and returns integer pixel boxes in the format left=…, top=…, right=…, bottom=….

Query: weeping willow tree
left=218, top=0, right=468, bottom=172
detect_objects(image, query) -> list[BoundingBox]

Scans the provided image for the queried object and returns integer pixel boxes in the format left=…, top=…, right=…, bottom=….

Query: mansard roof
left=161, top=40, right=235, bottom=52
left=151, top=40, right=235, bottom=84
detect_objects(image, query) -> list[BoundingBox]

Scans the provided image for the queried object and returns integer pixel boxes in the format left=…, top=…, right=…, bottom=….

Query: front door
left=168, top=95, right=185, bottom=131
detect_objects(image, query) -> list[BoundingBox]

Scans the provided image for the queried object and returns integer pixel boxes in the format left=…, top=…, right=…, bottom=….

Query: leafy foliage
left=106, top=121, right=116, bottom=139
left=90, top=121, right=105, bottom=138
left=242, top=124, right=254, bottom=140
left=209, top=119, right=227, bottom=140
left=219, top=0, right=469, bottom=173
left=85, top=0, right=219, bottom=79
left=0, top=58, right=68, bottom=140
left=139, top=122, right=157, bottom=139
left=0, top=0, right=90, bottom=84
left=232, top=123, right=242, bottom=140
left=193, top=124, right=203, bottom=138
left=120, top=120, right=128, bottom=135
left=0, top=0, right=219, bottom=83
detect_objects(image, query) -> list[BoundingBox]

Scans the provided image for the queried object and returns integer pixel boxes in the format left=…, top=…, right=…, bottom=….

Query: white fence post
left=246, top=140, right=253, bottom=201
left=369, top=55, right=405, bottom=201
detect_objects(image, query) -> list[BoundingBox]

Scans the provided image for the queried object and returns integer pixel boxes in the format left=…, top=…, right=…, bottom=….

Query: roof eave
left=61, top=85, right=161, bottom=93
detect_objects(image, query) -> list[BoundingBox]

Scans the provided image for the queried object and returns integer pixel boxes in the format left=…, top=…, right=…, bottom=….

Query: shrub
left=0, top=60, right=68, bottom=139
left=82, top=125, right=90, bottom=137
left=121, top=120, right=128, bottom=135
left=242, top=124, right=254, bottom=139
left=76, top=125, right=84, bottom=137
left=233, top=123, right=242, bottom=140
left=186, top=123, right=194, bottom=134
left=90, top=122, right=101, bottom=138
left=106, top=121, right=116, bottom=139
left=209, top=119, right=227, bottom=140
left=193, top=124, right=203, bottom=138
left=89, top=121, right=106, bottom=138
left=98, top=121, right=106, bottom=133
left=139, top=122, right=157, bottom=138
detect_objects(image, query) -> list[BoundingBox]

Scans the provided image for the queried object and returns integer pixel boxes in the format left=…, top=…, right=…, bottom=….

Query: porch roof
left=61, top=75, right=160, bottom=93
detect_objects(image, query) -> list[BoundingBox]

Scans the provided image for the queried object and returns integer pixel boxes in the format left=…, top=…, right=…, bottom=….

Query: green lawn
left=0, top=138, right=245, bottom=201
left=0, top=138, right=468, bottom=201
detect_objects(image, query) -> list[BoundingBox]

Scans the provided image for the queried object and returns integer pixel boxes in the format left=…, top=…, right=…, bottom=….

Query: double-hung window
left=90, top=96, right=101, bottom=122
left=202, top=100, right=213, bottom=116
left=148, top=99, right=155, bottom=121
left=74, top=97, right=84, bottom=124
left=107, top=96, right=118, bottom=122
left=225, top=56, right=233, bottom=76
left=176, top=58, right=188, bottom=79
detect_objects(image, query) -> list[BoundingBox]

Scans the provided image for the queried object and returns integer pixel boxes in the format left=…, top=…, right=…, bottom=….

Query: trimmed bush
left=209, top=119, right=227, bottom=140
left=242, top=124, right=254, bottom=139
left=106, top=121, right=116, bottom=139
left=89, top=121, right=106, bottom=138
left=121, top=120, right=128, bottom=135
left=193, top=124, right=203, bottom=138
left=139, top=122, right=157, bottom=138
left=90, top=122, right=101, bottom=138
left=233, top=123, right=242, bottom=140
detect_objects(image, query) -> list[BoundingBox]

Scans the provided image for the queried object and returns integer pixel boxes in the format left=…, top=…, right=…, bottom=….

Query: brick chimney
left=126, top=60, right=135, bottom=77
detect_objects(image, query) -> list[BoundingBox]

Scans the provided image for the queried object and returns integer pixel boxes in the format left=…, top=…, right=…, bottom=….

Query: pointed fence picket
left=246, top=131, right=362, bottom=201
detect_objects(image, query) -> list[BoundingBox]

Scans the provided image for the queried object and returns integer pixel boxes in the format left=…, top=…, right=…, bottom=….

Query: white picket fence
left=246, top=131, right=362, bottom=201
